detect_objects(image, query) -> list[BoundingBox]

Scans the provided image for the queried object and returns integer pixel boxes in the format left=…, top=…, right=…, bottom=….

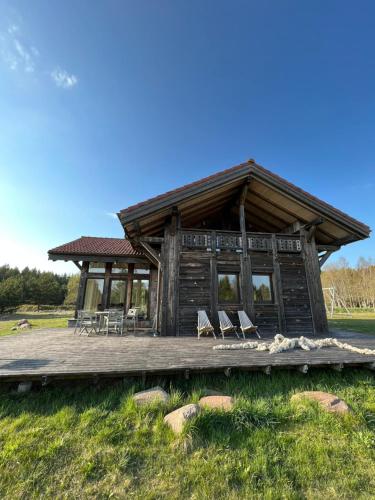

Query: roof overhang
left=118, top=160, right=370, bottom=246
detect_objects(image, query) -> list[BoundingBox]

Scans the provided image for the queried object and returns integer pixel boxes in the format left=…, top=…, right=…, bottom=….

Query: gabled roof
left=118, top=159, right=370, bottom=245
left=48, top=236, right=143, bottom=262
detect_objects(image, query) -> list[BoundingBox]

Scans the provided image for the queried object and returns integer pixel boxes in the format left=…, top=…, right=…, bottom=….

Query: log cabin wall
left=160, top=228, right=327, bottom=336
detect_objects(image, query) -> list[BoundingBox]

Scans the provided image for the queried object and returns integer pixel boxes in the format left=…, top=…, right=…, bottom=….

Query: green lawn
left=0, top=370, right=374, bottom=498
left=328, top=311, right=375, bottom=335
left=0, top=311, right=73, bottom=337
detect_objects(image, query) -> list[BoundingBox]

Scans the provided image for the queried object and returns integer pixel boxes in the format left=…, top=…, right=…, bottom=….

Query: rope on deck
left=213, top=334, right=375, bottom=356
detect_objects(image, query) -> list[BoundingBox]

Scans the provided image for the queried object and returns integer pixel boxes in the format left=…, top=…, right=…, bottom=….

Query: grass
left=0, top=369, right=374, bottom=498
left=0, top=311, right=73, bottom=337
left=328, top=311, right=375, bottom=335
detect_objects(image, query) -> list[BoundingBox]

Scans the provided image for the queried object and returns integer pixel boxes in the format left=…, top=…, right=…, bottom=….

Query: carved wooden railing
left=181, top=229, right=302, bottom=253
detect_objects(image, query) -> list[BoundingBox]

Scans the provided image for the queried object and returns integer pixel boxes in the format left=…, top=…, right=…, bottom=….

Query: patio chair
left=238, top=310, right=261, bottom=339
left=74, top=310, right=98, bottom=336
left=197, top=310, right=216, bottom=339
left=105, top=310, right=125, bottom=336
left=126, top=308, right=139, bottom=331
left=218, top=311, right=240, bottom=339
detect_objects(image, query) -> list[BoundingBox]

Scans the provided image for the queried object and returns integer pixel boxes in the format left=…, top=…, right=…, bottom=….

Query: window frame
left=252, top=273, right=274, bottom=304
left=217, top=272, right=240, bottom=304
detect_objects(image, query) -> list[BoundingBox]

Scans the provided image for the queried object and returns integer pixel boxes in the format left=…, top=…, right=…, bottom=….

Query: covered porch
left=48, top=237, right=158, bottom=330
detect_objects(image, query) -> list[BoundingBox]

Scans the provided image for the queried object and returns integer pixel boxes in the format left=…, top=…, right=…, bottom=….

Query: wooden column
left=210, top=255, right=218, bottom=330
left=102, top=263, right=111, bottom=309
left=75, top=262, right=88, bottom=317
left=239, top=182, right=255, bottom=320
left=302, top=231, right=329, bottom=334
left=160, top=209, right=180, bottom=336
left=271, top=235, right=286, bottom=334
left=125, top=264, right=134, bottom=312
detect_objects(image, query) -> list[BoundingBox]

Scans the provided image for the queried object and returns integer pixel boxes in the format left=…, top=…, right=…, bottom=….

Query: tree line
left=0, top=265, right=79, bottom=313
left=321, top=257, right=375, bottom=310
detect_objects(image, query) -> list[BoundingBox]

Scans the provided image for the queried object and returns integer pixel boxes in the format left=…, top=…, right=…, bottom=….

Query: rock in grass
left=199, top=395, right=234, bottom=411
left=19, top=323, right=31, bottom=329
left=133, top=386, right=169, bottom=406
left=164, top=404, right=200, bottom=434
left=291, top=391, right=350, bottom=414
left=17, top=319, right=29, bottom=326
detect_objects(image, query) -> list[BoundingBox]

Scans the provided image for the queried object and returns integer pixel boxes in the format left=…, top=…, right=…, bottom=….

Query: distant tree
left=64, top=275, right=80, bottom=306
left=0, top=276, right=23, bottom=313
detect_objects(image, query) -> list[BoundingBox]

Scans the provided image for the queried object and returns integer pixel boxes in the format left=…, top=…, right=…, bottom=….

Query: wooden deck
left=0, top=329, right=374, bottom=382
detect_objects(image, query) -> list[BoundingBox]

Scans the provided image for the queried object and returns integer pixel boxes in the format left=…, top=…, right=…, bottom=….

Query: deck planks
left=0, top=328, right=374, bottom=381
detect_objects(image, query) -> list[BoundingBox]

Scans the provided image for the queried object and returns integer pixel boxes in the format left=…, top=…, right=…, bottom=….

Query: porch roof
left=118, top=159, right=371, bottom=245
left=48, top=236, right=145, bottom=263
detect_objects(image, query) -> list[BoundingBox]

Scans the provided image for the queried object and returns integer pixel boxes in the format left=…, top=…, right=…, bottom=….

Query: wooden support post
left=75, top=262, right=88, bottom=318
left=210, top=255, right=218, bottom=331
left=302, top=231, right=329, bottom=335
left=102, top=263, right=111, bottom=309
left=239, top=181, right=255, bottom=321
left=161, top=209, right=180, bottom=336
left=155, top=263, right=162, bottom=332
left=125, top=264, right=134, bottom=313
left=271, top=235, right=286, bottom=334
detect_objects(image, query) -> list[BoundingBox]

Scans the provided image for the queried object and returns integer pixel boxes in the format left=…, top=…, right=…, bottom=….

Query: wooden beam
left=139, top=236, right=164, bottom=244
left=139, top=241, right=161, bottom=267
left=73, top=261, right=82, bottom=271
left=302, top=231, right=329, bottom=334
left=283, top=220, right=303, bottom=234
left=271, top=234, right=286, bottom=334
left=319, top=250, right=334, bottom=269
left=317, top=245, right=341, bottom=252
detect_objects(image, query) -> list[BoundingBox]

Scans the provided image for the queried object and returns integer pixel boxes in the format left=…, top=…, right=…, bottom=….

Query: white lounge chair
left=238, top=310, right=261, bottom=339
left=218, top=311, right=240, bottom=339
left=197, top=310, right=216, bottom=339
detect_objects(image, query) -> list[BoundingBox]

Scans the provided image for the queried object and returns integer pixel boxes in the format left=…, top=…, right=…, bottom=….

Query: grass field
left=0, top=370, right=374, bottom=498
left=0, top=311, right=73, bottom=337
left=328, top=311, right=375, bottom=335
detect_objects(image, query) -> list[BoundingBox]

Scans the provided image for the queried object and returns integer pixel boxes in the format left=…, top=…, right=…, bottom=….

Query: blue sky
left=0, top=0, right=374, bottom=274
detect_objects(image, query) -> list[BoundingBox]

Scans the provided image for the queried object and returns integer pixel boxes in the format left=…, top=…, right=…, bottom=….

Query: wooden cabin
left=49, top=160, right=370, bottom=336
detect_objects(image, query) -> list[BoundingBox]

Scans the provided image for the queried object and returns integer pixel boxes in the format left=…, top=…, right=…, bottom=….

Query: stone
left=164, top=404, right=201, bottom=434
left=291, top=391, right=350, bottom=414
left=133, top=386, right=169, bottom=406
left=17, top=381, right=32, bottom=394
left=199, top=395, right=234, bottom=411
left=17, top=319, right=29, bottom=326
left=11, top=326, right=17, bottom=331
left=19, top=323, right=31, bottom=329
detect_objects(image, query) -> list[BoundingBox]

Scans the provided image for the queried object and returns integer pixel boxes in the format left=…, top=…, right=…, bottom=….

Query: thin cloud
left=50, top=67, right=78, bottom=89
left=0, top=20, right=78, bottom=89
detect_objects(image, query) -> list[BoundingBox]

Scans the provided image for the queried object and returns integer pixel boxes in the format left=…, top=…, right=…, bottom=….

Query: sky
left=0, top=0, right=374, bottom=275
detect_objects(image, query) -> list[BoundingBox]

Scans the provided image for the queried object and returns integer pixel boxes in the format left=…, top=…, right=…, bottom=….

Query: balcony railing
left=181, top=229, right=302, bottom=253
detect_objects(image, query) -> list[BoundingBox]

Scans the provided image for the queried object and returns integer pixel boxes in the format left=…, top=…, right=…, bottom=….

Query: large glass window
left=134, top=264, right=150, bottom=275
left=84, top=278, right=104, bottom=311
left=131, top=279, right=149, bottom=317
left=252, top=274, right=273, bottom=303
left=111, top=263, right=128, bottom=274
left=109, top=280, right=126, bottom=308
left=218, top=274, right=239, bottom=303
left=88, top=262, right=106, bottom=273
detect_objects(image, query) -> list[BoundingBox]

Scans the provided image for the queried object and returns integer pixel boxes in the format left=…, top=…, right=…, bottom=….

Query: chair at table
left=74, top=311, right=98, bottom=335
left=104, top=310, right=125, bottom=336
left=126, top=308, right=139, bottom=331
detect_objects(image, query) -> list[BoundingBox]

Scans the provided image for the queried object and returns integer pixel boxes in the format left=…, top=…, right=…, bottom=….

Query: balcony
left=180, top=229, right=302, bottom=253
